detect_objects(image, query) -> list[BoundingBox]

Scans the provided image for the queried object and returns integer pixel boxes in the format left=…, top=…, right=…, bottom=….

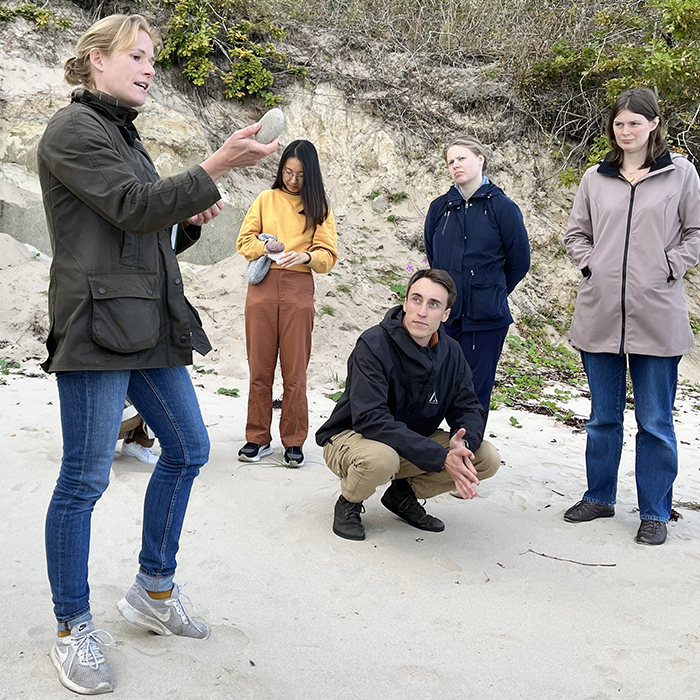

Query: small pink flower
left=422, top=256, right=427, bottom=264
left=406, top=264, right=414, bottom=272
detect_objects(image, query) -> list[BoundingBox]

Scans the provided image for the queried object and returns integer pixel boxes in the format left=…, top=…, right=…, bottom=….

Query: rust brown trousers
left=244, top=268, right=315, bottom=447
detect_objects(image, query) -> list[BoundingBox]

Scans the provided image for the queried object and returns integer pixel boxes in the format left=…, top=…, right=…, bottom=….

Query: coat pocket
left=467, top=273, right=507, bottom=321
left=88, top=272, right=161, bottom=353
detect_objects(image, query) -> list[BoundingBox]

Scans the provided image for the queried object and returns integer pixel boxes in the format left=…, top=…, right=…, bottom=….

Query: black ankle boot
left=333, top=495, right=365, bottom=540
left=381, top=479, right=445, bottom=532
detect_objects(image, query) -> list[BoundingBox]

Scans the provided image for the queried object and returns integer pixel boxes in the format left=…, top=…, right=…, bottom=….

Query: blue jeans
left=580, top=352, right=680, bottom=523
left=46, top=367, right=209, bottom=630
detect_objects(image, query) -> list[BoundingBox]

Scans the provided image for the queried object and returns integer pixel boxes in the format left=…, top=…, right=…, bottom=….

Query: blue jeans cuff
left=135, top=571, right=175, bottom=593
left=583, top=496, right=615, bottom=507
left=57, top=609, right=92, bottom=633
left=640, top=515, right=669, bottom=524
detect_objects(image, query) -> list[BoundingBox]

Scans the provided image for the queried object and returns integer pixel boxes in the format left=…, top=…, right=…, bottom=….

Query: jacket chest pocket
left=467, top=273, right=507, bottom=321
left=88, top=272, right=161, bottom=353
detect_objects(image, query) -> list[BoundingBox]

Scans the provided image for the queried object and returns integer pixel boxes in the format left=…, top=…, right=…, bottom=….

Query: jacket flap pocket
left=88, top=272, right=160, bottom=300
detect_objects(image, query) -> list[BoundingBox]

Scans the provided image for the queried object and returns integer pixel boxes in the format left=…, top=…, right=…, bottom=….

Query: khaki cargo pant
left=323, top=428, right=500, bottom=502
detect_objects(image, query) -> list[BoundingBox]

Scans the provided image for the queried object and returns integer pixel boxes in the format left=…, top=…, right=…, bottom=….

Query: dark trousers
left=445, top=325, right=509, bottom=419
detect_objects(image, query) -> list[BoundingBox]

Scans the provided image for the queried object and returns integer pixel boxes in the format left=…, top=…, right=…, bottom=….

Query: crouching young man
left=316, top=269, right=500, bottom=540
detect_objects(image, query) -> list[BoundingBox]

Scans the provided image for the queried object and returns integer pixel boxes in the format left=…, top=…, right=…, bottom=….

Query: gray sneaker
left=50, top=620, right=114, bottom=695
left=117, top=581, right=210, bottom=639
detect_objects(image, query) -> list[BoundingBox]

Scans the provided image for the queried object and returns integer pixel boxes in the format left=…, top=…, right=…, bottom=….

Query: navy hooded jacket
left=316, top=306, right=486, bottom=473
left=424, top=181, right=530, bottom=332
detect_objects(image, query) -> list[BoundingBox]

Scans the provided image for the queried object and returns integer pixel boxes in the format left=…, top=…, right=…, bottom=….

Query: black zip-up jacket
left=38, top=89, right=221, bottom=372
left=316, top=307, right=486, bottom=472
left=424, top=182, right=530, bottom=332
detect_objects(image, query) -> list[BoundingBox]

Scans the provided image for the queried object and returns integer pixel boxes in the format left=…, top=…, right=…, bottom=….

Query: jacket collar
left=447, top=178, right=499, bottom=205
left=71, top=88, right=141, bottom=146
left=380, top=306, right=443, bottom=359
left=597, top=150, right=673, bottom=178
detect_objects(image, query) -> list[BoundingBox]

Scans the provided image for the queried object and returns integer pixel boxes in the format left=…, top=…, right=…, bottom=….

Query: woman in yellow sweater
left=236, top=140, right=338, bottom=466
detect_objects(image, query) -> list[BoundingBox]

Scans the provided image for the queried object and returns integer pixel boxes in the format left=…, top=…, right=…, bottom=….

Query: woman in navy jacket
left=424, top=135, right=530, bottom=417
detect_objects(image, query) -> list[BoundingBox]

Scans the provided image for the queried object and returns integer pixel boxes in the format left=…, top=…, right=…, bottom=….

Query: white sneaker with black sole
left=238, top=442, right=273, bottom=462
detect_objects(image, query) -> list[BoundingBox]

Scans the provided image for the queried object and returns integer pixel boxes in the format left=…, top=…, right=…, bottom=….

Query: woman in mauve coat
left=563, top=87, right=700, bottom=546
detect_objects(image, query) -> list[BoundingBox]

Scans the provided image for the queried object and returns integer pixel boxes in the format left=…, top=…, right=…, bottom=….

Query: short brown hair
left=405, top=269, right=457, bottom=309
left=64, top=14, right=161, bottom=88
left=442, top=135, right=489, bottom=171
left=605, top=88, right=667, bottom=168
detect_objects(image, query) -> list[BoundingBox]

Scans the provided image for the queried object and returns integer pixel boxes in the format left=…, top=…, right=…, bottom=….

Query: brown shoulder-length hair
left=605, top=88, right=668, bottom=168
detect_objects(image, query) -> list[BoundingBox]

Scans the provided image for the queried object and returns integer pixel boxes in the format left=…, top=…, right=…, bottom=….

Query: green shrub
left=0, top=3, right=70, bottom=28
left=526, top=0, right=700, bottom=176
left=157, top=0, right=306, bottom=103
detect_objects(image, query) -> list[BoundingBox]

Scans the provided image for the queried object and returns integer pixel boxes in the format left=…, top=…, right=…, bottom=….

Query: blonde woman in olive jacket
left=563, top=88, right=700, bottom=546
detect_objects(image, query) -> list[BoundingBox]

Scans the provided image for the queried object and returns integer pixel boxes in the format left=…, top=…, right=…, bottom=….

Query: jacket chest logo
left=428, top=391, right=438, bottom=405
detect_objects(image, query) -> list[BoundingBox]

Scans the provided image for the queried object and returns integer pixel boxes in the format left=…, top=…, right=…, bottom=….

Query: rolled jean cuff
left=135, top=570, right=175, bottom=593
left=640, top=515, right=668, bottom=524
left=57, top=609, right=92, bottom=633
left=583, top=496, right=615, bottom=507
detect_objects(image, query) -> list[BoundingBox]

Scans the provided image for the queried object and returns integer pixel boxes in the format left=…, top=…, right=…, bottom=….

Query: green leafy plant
left=0, top=359, right=22, bottom=376
left=157, top=0, right=306, bottom=103
left=320, top=304, right=335, bottom=316
left=526, top=0, right=700, bottom=176
left=217, top=386, right=240, bottom=397
left=0, top=3, right=70, bottom=28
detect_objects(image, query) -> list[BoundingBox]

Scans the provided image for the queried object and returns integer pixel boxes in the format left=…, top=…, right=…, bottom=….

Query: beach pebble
left=254, top=108, right=285, bottom=144
left=265, top=240, right=285, bottom=253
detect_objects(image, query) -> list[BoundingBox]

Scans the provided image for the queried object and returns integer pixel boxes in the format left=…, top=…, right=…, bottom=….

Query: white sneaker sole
left=117, top=597, right=211, bottom=640
left=237, top=445, right=274, bottom=462
left=117, top=597, right=171, bottom=636
left=50, top=644, right=113, bottom=695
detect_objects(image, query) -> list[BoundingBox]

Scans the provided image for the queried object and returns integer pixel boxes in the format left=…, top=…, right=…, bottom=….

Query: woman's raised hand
left=201, top=123, right=278, bottom=182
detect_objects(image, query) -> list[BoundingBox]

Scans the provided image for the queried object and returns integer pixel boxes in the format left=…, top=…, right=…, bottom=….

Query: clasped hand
left=443, top=427, right=479, bottom=499
left=265, top=243, right=310, bottom=268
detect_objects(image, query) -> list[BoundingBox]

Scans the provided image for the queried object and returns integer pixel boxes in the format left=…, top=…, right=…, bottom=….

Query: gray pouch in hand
left=246, top=233, right=277, bottom=285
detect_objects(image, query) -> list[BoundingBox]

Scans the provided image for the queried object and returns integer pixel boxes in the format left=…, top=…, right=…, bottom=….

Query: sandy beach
left=2, top=355, right=699, bottom=699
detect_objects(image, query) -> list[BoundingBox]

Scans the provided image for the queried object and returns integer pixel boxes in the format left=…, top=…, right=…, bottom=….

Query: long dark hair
left=605, top=88, right=668, bottom=168
left=272, top=140, right=329, bottom=232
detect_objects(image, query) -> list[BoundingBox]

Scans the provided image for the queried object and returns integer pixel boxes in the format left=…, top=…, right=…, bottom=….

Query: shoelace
left=71, top=629, right=113, bottom=671
left=165, top=582, right=200, bottom=627
left=345, top=501, right=365, bottom=519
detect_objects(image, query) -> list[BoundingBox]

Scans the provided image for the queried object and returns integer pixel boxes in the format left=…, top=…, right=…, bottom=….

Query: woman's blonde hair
left=442, top=135, right=489, bottom=170
left=64, top=14, right=161, bottom=88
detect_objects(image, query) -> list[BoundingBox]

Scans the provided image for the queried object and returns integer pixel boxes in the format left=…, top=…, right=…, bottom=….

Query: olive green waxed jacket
left=38, top=89, right=221, bottom=372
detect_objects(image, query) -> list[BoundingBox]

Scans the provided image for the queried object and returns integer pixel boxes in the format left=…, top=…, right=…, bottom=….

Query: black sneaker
left=381, top=479, right=445, bottom=532
left=563, top=499, right=615, bottom=522
left=635, top=519, right=667, bottom=545
left=238, top=442, right=273, bottom=462
left=283, top=446, right=305, bottom=468
left=333, top=495, right=365, bottom=540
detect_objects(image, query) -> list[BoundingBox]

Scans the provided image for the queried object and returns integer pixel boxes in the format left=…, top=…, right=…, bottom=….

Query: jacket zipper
left=439, top=208, right=452, bottom=237
left=619, top=183, right=636, bottom=355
